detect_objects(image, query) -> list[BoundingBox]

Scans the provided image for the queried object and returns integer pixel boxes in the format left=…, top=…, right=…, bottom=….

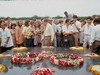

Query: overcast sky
left=0, top=0, right=100, bottom=17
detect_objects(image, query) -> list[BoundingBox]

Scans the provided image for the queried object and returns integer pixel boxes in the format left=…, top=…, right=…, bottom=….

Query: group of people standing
left=0, top=12, right=100, bottom=53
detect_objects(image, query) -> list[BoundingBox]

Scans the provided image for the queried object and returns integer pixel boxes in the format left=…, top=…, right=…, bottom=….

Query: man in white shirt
left=64, top=11, right=73, bottom=22
left=89, top=18, right=100, bottom=50
left=41, top=19, right=54, bottom=46
left=0, top=21, right=13, bottom=53
left=72, top=15, right=81, bottom=46
left=56, top=20, right=64, bottom=47
left=79, top=20, right=86, bottom=46
left=48, top=18, right=57, bottom=47
left=62, top=19, right=74, bottom=47
left=83, top=17, right=94, bottom=48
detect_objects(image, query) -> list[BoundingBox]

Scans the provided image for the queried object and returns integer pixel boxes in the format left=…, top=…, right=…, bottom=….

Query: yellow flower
left=89, top=65, right=100, bottom=75
left=0, top=64, right=5, bottom=72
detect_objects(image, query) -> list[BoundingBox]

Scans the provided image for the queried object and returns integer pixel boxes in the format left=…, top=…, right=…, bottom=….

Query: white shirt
left=62, top=25, right=74, bottom=33
left=90, top=24, right=100, bottom=45
left=43, top=23, right=54, bottom=40
left=52, top=23, right=57, bottom=32
left=66, top=12, right=74, bottom=21
left=0, top=28, right=13, bottom=47
left=84, top=23, right=94, bottom=35
left=80, top=26, right=85, bottom=32
left=56, top=24, right=63, bottom=32
left=68, top=13, right=73, bottom=21
left=72, top=21, right=81, bottom=33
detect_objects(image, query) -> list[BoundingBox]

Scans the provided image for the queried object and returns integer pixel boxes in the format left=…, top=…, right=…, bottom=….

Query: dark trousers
left=92, top=41, right=100, bottom=55
left=25, top=38, right=33, bottom=47
left=92, top=40, right=100, bottom=52
left=56, top=35, right=64, bottom=47
left=1, top=46, right=13, bottom=53
left=92, top=40, right=100, bottom=49
left=30, top=38, right=34, bottom=47
left=16, top=43, right=23, bottom=47
left=64, top=35, right=73, bottom=47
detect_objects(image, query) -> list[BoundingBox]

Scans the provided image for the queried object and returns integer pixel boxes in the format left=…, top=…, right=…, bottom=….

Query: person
left=64, top=11, right=74, bottom=24
left=48, top=17, right=57, bottom=47
left=79, top=20, right=86, bottom=46
left=40, top=19, right=45, bottom=43
left=53, top=19, right=59, bottom=25
left=29, top=21, right=36, bottom=47
left=15, top=21, right=24, bottom=47
left=72, top=15, right=81, bottom=46
left=41, top=19, right=54, bottom=46
left=5, top=17, right=11, bottom=28
left=62, top=19, right=74, bottom=47
left=0, top=17, right=2, bottom=21
left=10, top=23, right=16, bottom=47
left=53, top=19, right=59, bottom=47
left=83, top=17, right=94, bottom=48
left=0, top=21, right=13, bottom=53
left=64, top=11, right=73, bottom=21
left=0, top=21, right=2, bottom=53
left=56, top=20, right=64, bottom=47
left=89, top=18, right=100, bottom=50
left=22, top=20, right=32, bottom=47
left=34, top=21, right=41, bottom=47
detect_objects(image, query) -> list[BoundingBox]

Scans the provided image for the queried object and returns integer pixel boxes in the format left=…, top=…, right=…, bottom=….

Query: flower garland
left=70, top=47, right=85, bottom=51
left=50, top=53, right=84, bottom=67
left=38, top=50, right=56, bottom=59
left=10, top=50, right=55, bottom=64
left=10, top=52, right=43, bottom=64
left=31, top=67, right=54, bottom=75
left=0, top=64, right=6, bottom=72
left=83, top=53, right=100, bottom=58
left=12, top=47, right=28, bottom=51
left=0, top=54, right=12, bottom=58
left=89, top=65, right=100, bottom=75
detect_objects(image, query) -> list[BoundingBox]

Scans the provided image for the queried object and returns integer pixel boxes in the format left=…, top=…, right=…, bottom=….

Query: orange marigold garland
left=89, top=65, right=100, bottom=75
left=70, top=47, right=85, bottom=51
left=0, top=64, right=6, bottom=72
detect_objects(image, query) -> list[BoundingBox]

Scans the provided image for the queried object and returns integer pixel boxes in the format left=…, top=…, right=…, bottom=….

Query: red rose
left=58, top=60, right=64, bottom=66
left=50, top=58, right=54, bottom=63
left=65, top=61, right=68, bottom=66
left=80, top=61, right=83, bottom=65
left=14, top=58, right=19, bottom=62
left=23, top=58, right=27, bottom=62
left=19, top=58, right=23, bottom=62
